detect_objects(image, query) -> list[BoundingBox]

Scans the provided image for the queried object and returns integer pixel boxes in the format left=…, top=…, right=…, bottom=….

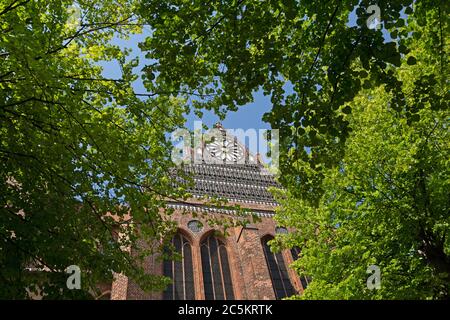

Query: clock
left=205, top=136, right=244, bottom=163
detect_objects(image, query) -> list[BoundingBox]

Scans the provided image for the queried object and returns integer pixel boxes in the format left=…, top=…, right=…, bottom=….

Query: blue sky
left=100, top=31, right=272, bottom=132
left=99, top=31, right=272, bottom=158
left=99, top=7, right=393, bottom=155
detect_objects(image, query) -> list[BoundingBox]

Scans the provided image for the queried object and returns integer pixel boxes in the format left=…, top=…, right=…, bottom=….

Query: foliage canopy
left=0, top=0, right=448, bottom=299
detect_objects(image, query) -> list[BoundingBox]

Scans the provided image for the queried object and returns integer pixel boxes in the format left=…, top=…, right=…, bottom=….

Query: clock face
left=205, top=136, right=244, bottom=163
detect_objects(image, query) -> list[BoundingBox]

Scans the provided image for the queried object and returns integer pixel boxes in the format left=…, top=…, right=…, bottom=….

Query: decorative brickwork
left=111, top=126, right=304, bottom=300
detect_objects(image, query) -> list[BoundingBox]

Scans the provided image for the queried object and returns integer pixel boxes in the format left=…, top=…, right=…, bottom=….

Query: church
left=109, top=124, right=307, bottom=300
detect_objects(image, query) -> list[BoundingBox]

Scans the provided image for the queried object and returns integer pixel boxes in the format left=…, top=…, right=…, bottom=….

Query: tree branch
left=0, top=0, right=30, bottom=16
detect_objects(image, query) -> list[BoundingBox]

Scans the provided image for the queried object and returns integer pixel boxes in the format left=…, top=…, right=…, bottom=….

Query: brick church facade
left=110, top=125, right=307, bottom=300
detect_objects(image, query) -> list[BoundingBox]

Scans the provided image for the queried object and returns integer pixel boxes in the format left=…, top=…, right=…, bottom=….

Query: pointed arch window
left=200, top=234, right=234, bottom=300
left=163, top=233, right=195, bottom=300
left=262, top=236, right=295, bottom=299
left=291, top=246, right=310, bottom=290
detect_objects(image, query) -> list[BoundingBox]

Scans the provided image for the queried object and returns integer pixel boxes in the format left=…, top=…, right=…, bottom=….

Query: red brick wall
left=114, top=204, right=303, bottom=300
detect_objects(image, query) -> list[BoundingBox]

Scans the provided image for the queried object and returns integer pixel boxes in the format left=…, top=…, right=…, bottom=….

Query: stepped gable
left=173, top=123, right=280, bottom=207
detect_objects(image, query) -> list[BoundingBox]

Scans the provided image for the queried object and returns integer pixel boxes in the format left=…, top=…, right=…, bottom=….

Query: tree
left=272, top=82, right=448, bottom=299
left=139, top=0, right=447, bottom=197
left=1, top=0, right=447, bottom=300
left=275, top=3, right=449, bottom=299
left=0, top=0, right=188, bottom=298
left=139, top=0, right=449, bottom=298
